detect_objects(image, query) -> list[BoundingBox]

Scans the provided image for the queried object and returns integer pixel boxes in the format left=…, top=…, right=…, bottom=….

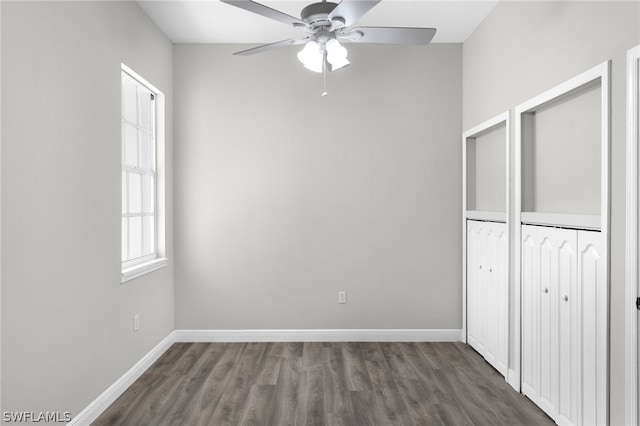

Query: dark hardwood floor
left=93, top=342, right=553, bottom=425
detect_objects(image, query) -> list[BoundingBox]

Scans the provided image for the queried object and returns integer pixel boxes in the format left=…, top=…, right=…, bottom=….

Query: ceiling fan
left=220, top=0, right=437, bottom=74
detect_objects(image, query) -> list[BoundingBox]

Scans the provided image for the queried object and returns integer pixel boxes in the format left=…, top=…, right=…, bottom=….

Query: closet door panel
left=483, top=224, right=499, bottom=368
left=577, top=230, right=602, bottom=426
left=467, top=223, right=477, bottom=347
left=478, top=226, right=491, bottom=357
left=467, top=221, right=483, bottom=352
left=522, top=225, right=540, bottom=400
left=541, top=227, right=576, bottom=420
left=557, top=235, right=578, bottom=426
left=522, top=225, right=585, bottom=424
left=538, top=233, right=559, bottom=418
left=495, top=223, right=509, bottom=377
left=484, top=221, right=508, bottom=377
left=467, top=220, right=508, bottom=380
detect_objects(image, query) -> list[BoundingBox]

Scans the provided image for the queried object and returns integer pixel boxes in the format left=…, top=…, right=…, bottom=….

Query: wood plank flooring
left=93, top=342, right=553, bottom=426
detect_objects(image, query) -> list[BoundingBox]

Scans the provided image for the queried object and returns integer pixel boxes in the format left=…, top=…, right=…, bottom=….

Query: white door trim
left=461, top=111, right=510, bottom=371
left=626, top=44, right=640, bottom=426
left=1, top=0, right=4, bottom=416
left=514, top=60, right=610, bottom=423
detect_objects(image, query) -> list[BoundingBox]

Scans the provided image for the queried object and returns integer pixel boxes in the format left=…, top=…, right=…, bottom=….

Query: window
left=121, top=65, right=166, bottom=282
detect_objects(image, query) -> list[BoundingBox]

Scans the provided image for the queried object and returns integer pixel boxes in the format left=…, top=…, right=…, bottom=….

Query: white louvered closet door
left=466, top=220, right=508, bottom=378
left=494, top=223, right=509, bottom=376
left=554, top=228, right=578, bottom=426
left=521, top=225, right=540, bottom=400
left=569, top=230, right=603, bottom=426
left=467, top=221, right=484, bottom=353
left=483, top=226, right=498, bottom=369
left=521, top=225, right=604, bottom=426
left=521, top=225, right=576, bottom=420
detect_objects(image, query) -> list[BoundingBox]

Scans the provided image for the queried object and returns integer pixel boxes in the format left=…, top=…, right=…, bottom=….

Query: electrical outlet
left=338, top=291, right=347, bottom=304
left=133, top=314, right=140, bottom=332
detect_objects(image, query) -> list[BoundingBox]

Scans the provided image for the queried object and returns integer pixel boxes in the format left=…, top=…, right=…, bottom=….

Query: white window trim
left=121, top=63, right=167, bottom=283
left=122, top=257, right=168, bottom=283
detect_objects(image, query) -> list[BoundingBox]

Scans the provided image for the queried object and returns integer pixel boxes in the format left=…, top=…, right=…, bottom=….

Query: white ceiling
left=137, top=0, right=499, bottom=44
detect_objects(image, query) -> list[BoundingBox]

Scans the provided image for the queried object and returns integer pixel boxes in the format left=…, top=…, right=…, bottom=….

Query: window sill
left=121, top=258, right=168, bottom=283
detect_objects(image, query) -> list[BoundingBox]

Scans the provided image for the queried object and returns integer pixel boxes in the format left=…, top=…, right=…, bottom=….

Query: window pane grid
left=122, top=218, right=128, bottom=262
left=121, top=118, right=153, bottom=133
left=122, top=69, right=157, bottom=265
left=122, top=166, right=155, bottom=176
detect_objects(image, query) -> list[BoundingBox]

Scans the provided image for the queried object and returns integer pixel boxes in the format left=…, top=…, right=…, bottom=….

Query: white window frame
left=121, top=64, right=167, bottom=283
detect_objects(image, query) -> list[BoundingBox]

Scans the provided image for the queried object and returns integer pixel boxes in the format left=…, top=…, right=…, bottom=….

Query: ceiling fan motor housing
left=301, top=2, right=339, bottom=28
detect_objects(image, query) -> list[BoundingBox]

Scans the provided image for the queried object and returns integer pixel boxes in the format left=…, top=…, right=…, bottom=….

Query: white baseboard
left=174, top=329, right=464, bottom=343
left=507, top=368, right=520, bottom=392
left=69, top=332, right=176, bottom=426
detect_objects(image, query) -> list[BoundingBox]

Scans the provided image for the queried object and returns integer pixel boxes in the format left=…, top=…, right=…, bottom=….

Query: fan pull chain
left=322, top=54, right=328, bottom=97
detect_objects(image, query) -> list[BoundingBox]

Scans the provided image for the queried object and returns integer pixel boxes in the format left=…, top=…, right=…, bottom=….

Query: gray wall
left=524, top=84, right=601, bottom=214
left=467, top=124, right=507, bottom=212
left=1, top=1, right=174, bottom=418
left=174, top=44, right=462, bottom=330
left=463, top=1, right=640, bottom=424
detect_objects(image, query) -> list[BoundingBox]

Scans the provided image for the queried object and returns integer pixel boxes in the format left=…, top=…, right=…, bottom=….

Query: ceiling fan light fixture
left=222, top=0, right=437, bottom=82
left=325, top=38, right=349, bottom=71
left=297, top=40, right=323, bottom=73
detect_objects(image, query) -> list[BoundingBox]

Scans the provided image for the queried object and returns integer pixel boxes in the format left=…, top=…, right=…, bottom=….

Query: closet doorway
left=462, top=112, right=510, bottom=382
left=515, top=61, right=610, bottom=426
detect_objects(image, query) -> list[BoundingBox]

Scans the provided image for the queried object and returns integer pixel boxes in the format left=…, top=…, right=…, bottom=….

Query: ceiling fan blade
left=233, top=38, right=310, bottom=56
left=328, top=0, right=382, bottom=27
left=221, top=0, right=308, bottom=29
left=342, top=27, right=437, bottom=45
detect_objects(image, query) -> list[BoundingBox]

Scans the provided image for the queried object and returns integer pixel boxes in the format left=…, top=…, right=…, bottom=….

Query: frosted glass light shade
left=326, top=39, right=349, bottom=71
left=297, top=41, right=323, bottom=73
